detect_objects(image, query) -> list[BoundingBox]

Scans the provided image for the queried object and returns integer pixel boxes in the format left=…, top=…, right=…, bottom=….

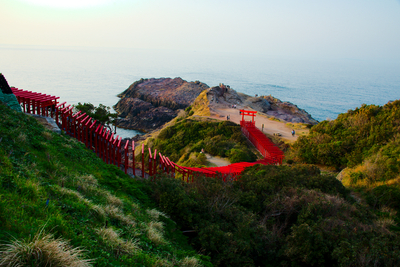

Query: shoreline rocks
left=114, top=78, right=318, bottom=133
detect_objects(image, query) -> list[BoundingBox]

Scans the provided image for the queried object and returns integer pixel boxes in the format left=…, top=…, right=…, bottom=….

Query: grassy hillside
left=0, top=102, right=211, bottom=266
left=291, top=100, right=400, bottom=226
left=144, top=116, right=258, bottom=167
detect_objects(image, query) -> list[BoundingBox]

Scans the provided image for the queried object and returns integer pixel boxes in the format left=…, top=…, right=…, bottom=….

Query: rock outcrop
left=115, top=78, right=318, bottom=133
left=114, top=78, right=209, bottom=131
left=206, top=85, right=318, bottom=125
left=262, top=95, right=318, bottom=124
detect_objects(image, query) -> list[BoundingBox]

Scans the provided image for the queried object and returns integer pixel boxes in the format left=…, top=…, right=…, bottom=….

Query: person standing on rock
left=292, top=129, right=295, bottom=136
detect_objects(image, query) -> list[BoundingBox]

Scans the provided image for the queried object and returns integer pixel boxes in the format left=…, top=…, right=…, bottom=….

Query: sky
left=1, top=0, right=400, bottom=61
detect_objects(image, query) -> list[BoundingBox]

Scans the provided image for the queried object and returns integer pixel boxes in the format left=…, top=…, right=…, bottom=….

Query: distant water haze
left=1, top=45, right=399, bottom=137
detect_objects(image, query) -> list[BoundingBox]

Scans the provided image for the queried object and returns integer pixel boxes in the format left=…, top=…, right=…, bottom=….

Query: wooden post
left=141, top=143, right=145, bottom=178
left=153, top=149, right=157, bottom=176
left=103, top=130, right=109, bottom=162
left=124, top=140, right=129, bottom=174
left=148, top=148, right=153, bottom=177
left=89, top=120, right=97, bottom=150
left=117, top=137, right=122, bottom=168
left=94, top=124, right=102, bottom=154
left=132, top=141, right=135, bottom=176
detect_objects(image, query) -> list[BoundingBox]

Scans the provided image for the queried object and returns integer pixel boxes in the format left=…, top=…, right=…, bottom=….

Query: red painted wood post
left=102, top=128, right=107, bottom=162
left=55, top=102, right=66, bottom=125
left=148, top=148, right=152, bottom=177
left=132, top=141, right=135, bottom=176
left=162, top=156, right=167, bottom=174
left=60, top=105, right=70, bottom=132
left=89, top=120, right=97, bottom=150
left=71, top=111, right=82, bottom=138
left=76, top=113, right=86, bottom=142
left=102, top=129, right=107, bottom=162
left=112, top=135, right=119, bottom=166
left=97, top=126, right=103, bottom=157
left=65, top=108, right=73, bottom=134
left=31, top=99, right=36, bottom=115
left=81, top=115, right=89, bottom=144
left=159, top=153, right=164, bottom=173
left=117, top=137, right=122, bottom=168
left=124, top=140, right=129, bottom=174
left=94, top=124, right=101, bottom=154
left=153, top=149, right=157, bottom=176
left=108, top=133, right=114, bottom=164
left=83, top=117, right=91, bottom=148
left=141, top=143, right=145, bottom=178
left=65, top=106, right=74, bottom=135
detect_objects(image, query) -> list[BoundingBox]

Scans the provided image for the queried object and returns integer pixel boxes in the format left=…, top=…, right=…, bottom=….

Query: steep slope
left=0, top=102, right=210, bottom=266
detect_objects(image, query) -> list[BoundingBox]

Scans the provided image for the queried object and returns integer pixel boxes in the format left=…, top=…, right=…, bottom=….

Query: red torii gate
left=11, top=87, right=59, bottom=117
left=240, top=109, right=257, bottom=126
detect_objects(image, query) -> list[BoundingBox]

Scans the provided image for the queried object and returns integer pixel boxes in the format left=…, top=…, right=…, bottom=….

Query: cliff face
left=261, top=95, right=319, bottom=124
left=114, top=78, right=209, bottom=131
left=115, top=78, right=318, bottom=132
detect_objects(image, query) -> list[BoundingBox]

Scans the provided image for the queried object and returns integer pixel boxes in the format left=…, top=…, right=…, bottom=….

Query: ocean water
left=1, top=45, right=399, bottom=138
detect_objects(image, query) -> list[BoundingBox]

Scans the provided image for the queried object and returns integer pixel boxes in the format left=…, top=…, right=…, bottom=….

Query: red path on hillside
left=12, top=88, right=284, bottom=182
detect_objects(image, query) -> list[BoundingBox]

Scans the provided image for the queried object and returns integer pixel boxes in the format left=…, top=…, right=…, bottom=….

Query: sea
left=1, top=44, right=399, bottom=138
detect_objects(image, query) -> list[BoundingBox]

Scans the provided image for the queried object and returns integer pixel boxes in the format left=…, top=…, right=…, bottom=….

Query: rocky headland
left=114, top=77, right=318, bottom=132
left=114, top=78, right=208, bottom=131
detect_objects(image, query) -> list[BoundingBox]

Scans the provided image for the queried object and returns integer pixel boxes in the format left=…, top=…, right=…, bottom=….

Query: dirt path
left=208, top=105, right=299, bottom=142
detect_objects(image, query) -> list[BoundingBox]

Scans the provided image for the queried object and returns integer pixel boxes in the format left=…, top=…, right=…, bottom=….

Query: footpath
left=208, top=105, right=300, bottom=142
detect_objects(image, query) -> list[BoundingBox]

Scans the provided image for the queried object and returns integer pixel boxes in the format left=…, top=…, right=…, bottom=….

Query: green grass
left=0, top=102, right=211, bottom=266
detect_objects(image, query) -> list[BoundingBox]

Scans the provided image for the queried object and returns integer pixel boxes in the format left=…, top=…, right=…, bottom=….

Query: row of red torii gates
left=11, top=87, right=284, bottom=182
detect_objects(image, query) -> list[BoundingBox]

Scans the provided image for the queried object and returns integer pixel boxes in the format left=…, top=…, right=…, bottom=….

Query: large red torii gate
left=240, top=109, right=257, bottom=126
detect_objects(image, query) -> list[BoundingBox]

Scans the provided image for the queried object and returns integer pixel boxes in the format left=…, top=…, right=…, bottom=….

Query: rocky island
left=114, top=77, right=318, bottom=132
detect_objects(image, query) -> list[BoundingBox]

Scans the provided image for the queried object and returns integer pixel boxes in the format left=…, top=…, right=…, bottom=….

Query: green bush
left=146, top=164, right=400, bottom=266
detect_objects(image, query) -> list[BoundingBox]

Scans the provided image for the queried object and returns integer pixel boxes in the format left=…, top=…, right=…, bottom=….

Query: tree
left=73, top=102, right=118, bottom=133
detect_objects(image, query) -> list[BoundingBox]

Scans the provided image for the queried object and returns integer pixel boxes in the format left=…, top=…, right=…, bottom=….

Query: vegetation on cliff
left=144, top=108, right=258, bottom=167
left=4, top=92, right=400, bottom=267
left=292, top=100, right=400, bottom=212
left=145, top=165, right=400, bottom=266
left=0, top=102, right=210, bottom=266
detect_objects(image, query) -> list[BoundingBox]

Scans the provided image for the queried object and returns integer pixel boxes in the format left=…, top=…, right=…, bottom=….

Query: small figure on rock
left=292, top=129, right=295, bottom=136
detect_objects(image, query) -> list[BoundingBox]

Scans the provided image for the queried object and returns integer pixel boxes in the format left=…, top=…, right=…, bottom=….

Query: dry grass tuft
left=16, top=132, right=27, bottom=143
left=42, top=131, right=53, bottom=140
left=75, top=175, right=98, bottom=193
left=146, top=208, right=168, bottom=220
left=57, top=187, right=92, bottom=206
left=0, top=230, right=92, bottom=267
left=147, top=221, right=166, bottom=245
left=179, top=256, right=201, bottom=267
left=96, top=227, right=139, bottom=255
left=105, top=192, right=123, bottom=207
left=375, top=217, right=396, bottom=230
left=104, top=205, right=136, bottom=227
left=63, top=143, right=72, bottom=149
left=153, top=258, right=174, bottom=267
left=90, top=204, right=106, bottom=222
left=131, top=202, right=141, bottom=213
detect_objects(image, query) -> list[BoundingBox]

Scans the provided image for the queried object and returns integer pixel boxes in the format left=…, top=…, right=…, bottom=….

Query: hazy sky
left=1, top=0, right=400, bottom=61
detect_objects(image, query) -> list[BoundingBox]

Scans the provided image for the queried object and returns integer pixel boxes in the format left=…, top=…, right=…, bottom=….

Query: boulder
left=114, top=77, right=209, bottom=131
left=117, top=77, right=209, bottom=110
left=116, top=106, right=177, bottom=132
